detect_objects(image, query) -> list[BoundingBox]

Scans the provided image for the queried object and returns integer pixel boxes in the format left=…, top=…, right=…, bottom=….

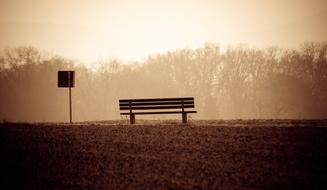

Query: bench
left=119, top=97, right=197, bottom=124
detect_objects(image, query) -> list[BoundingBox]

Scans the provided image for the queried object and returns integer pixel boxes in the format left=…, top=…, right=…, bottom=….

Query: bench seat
left=119, top=97, right=197, bottom=124
left=120, top=111, right=197, bottom=115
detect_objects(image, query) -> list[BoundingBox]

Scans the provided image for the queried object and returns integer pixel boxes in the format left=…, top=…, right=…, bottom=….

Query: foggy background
left=0, top=42, right=326, bottom=122
left=0, top=0, right=327, bottom=122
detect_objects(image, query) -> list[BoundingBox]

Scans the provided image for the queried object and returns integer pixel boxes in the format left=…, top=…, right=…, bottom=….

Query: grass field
left=1, top=120, right=327, bottom=190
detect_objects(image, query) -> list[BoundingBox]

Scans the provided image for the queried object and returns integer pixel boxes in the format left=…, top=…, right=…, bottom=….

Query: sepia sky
left=1, top=0, right=326, bottom=63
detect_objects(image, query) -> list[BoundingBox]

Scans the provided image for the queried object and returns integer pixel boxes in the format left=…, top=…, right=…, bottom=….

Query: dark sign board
left=58, top=71, right=75, bottom=88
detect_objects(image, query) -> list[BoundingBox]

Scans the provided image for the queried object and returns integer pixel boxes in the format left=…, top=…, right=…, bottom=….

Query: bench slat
left=120, top=111, right=197, bottom=115
left=119, top=97, right=194, bottom=103
left=119, top=101, right=194, bottom=106
left=120, top=105, right=194, bottom=110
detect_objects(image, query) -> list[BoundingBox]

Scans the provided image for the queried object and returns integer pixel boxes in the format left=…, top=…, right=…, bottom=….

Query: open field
left=1, top=120, right=327, bottom=190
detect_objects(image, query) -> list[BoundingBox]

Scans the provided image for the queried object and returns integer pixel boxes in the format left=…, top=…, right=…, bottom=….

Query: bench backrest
left=119, top=97, right=195, bottom=112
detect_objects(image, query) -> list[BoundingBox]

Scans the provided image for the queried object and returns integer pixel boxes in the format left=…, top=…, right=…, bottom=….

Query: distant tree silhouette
left=0, top=42, right=326, bottom=122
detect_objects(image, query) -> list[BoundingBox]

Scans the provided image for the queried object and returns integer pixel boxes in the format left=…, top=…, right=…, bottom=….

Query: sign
left=58, top=71, right=75, bottom=88
left=57, top=70, right=75, bottom=123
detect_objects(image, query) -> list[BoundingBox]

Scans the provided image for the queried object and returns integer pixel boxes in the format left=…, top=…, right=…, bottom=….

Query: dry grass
left=1, top=120, right=327, bottom=189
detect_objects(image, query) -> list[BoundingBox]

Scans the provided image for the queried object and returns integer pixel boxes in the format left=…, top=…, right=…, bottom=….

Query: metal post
left=68, top=72, right=72, bottom=124
left=69, top=86, right=72, bottom=124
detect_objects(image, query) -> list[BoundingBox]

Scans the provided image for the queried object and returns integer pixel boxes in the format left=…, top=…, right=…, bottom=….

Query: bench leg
left=182, top=113, right=187, bottom=124
left=130, top=114, right=135, bottom=124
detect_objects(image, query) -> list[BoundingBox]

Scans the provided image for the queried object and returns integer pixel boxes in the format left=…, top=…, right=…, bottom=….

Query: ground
left=0, top=120, right=327, bottom=190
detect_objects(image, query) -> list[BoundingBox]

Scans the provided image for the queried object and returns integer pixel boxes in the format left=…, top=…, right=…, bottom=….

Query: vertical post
left=129, top=101, right=134, bottom=124
left=68, top=72, right=72, bottom=124
left=69, top=86, right=72, bottom=123
left=182, top=98, right=187, bottom=124
left=182, top=113, right=187, bottom=124
left=130, top=114, right=135, bottom=124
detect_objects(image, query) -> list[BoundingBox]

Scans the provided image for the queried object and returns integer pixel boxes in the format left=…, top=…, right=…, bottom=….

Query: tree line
left=0, top=42, right=326, bottom=122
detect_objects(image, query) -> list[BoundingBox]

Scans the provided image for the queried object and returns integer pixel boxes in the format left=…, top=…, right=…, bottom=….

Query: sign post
left=58, top=71, right=75, bottom=123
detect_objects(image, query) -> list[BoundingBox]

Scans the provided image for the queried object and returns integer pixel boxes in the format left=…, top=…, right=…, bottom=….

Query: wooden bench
left=119, top=97, right=197, bottom=124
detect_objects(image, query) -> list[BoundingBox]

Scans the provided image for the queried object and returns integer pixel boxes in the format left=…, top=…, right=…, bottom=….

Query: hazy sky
left=1, top=0, right=326, bottom=64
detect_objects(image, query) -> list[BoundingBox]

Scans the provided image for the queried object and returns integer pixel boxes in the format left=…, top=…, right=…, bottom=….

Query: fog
left=0, top=43, right=326, bottom=122
left=1, top=0, right=327, bottom=62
